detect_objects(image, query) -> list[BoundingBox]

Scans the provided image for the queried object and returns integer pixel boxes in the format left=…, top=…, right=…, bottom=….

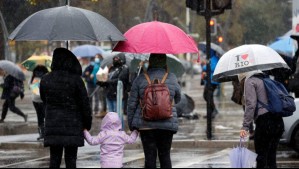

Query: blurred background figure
left=83, top=54, right=106, bottom=117
left=202, top=50, right=220, bottom=119
left=97, top=53, right=129, bottom=113
left=91, top=54, right=107, bottom=118
left=29, top=65, right=48, bottom=141
left=0, top=69, right=27, bottom=123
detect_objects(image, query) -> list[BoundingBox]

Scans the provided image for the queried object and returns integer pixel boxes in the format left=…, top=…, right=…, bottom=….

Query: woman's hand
left=240, top=130, right=248, bottom=138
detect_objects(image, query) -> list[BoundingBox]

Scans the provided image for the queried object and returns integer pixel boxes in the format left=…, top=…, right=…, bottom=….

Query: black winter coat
left=40, top=48, right=92, bottom=147
left=105, top=65, right=130, bottom=100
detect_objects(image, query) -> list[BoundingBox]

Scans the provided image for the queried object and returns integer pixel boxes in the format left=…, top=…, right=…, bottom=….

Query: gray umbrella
left=0, top=60, right=25, bottom=81
left=9, top=5, right=125, bottom=42
left=199, top=42, right=225, bottom=56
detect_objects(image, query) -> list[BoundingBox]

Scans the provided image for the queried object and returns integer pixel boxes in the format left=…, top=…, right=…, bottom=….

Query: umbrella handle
left=239, top=138, right=246, bottom=147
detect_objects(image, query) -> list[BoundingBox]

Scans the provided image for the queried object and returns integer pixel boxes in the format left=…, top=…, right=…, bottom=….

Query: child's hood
left=101, top=112, right=122, bottom=131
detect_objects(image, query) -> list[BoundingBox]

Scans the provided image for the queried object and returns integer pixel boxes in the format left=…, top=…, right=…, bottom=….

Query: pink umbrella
left=113, top=21, right=199, bottom=57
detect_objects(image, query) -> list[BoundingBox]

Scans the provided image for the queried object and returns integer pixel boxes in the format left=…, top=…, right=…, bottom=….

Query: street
left=0, top=75, right=299, bottom=168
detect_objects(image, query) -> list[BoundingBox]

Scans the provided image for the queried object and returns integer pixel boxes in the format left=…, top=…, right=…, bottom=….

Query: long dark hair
left=31, top=65, right=49, bottom=83
left=148, top=54, right=167, bottom=70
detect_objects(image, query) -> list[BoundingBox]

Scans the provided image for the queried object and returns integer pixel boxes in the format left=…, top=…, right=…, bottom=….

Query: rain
left=0, top=0, right=299, bottom=168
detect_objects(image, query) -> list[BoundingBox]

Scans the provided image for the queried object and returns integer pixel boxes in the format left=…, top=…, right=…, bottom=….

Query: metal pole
left=0, top=10, right=11, bottom=61
left=117, top=81, right=124, bottom=129
left=205, top=0, right=213, bottom=140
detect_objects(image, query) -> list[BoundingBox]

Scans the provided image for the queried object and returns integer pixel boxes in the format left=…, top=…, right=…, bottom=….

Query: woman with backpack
left=128, top=54, right=181, bottom=168
left=0, top=69, right=27, bottom=123
left=239, top=71, right=285, bottom=168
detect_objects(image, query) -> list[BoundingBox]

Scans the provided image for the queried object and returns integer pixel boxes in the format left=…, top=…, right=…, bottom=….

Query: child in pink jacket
left=84, top=112, right=139, bottom=168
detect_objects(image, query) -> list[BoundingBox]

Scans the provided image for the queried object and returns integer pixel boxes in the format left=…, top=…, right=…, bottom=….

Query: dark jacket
left=104, top=65, right=130, bottom=100
left=40, top=48, right=92, bottom=147
left=82, top=64, right=96, bottom=88
left=1, top=75, right=15, bottom=100
left=127, top=68, right=181, bottom=132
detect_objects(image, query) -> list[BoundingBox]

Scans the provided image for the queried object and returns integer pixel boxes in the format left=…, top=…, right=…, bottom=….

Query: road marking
left=0, top=156, right=50, bottom=168
left=173, top=148, right=231, bottom=168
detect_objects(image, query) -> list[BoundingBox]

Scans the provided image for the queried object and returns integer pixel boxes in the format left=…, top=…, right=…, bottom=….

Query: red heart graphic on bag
left=241, top=54, right=249, bottom=60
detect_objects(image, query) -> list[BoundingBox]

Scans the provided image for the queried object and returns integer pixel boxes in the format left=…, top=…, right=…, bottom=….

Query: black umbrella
left=9, top=5, right=125, bottom=43
left=0, top=60, right=25, bottom=81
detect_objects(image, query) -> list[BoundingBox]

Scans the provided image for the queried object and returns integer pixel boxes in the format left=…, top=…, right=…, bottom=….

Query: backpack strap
left=144, top=73, right=152, bottom=85
left=161, top=69, right=169, bottom=84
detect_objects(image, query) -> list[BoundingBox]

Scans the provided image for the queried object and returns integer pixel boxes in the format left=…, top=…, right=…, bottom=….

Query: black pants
left=140, top=130, right=174, bottom=168
left=33, top=102, right=45, bottom=128
left=203, top=84, right=218, bottom=114
left=50, top=146, right=78, bottom=168
left=254, top=113, right=284, bottom=168
left=1, top=97, right=25, bottom=120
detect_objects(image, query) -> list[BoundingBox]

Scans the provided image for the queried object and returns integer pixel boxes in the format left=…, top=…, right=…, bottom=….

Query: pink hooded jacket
left=84, top=112, right=139, bottom=168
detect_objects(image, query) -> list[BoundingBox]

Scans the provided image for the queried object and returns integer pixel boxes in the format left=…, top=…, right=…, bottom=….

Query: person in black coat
left=40, top=48, right=92, bottom=168
left=97, top=53, right=130, bottom=113
left=30, top=65, right=49, bottom=141
left=0, top=70, right=27, bottom=123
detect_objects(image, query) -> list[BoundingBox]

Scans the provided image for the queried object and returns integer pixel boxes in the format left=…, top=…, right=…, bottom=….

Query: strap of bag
left=161, top=69, right=169, bottom=84
left=161, top=73, right=169, bottom=84
left=144, top=68, right=169, bottom=84
left=144, top=73, right=152, bottom=85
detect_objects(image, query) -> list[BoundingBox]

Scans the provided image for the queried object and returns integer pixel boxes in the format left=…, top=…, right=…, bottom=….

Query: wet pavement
left=0, top=75, right=299, bottom=168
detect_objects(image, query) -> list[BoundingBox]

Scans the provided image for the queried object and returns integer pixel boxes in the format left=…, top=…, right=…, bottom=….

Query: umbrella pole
left=66, top=41, right=69, bottom=49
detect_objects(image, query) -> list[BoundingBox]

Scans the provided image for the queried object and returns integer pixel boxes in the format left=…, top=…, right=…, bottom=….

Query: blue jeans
left=106, top=99, right=117, bottom=112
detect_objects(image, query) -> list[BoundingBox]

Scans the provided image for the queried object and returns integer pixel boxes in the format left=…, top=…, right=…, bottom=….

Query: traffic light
left=212, top=0, right=232, bottom=11
left=217, top=36, right=224, bottom=43
left=210, top=18, right=217, bottom=36
left=186, top=0, right=205, bottom=13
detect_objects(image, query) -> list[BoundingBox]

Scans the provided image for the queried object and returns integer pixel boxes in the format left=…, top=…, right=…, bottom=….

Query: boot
left=37, top=127, right=44, bottom=141
left=24, top=114, right=28, bottom=123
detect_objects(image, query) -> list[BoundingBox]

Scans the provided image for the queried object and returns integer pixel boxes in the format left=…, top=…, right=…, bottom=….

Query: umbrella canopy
left=100, top=52, right=132, bottom=69
left=199, top=42, right=225, bottom=56
left=22, top=55, right=52, bottom=71
left=268, top=37, right=295, bottom=58
left=0, top=60, right=26, bottom=81
left=129, top=54, right=186, bottom=77
left=72, top=45, right=105, bottom=58
left=9, top=6, right=125, bottom=42
left=229, top=146, right=257, bottom=168
left=213, top=44, right=290, bottom=82
left=113, top=21, right=199, bottom=55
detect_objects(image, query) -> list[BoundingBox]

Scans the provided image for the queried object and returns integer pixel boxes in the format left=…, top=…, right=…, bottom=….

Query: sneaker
left=24, top=115, right=28, bottom=122
left=203, top=111, right=218, bottom=119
